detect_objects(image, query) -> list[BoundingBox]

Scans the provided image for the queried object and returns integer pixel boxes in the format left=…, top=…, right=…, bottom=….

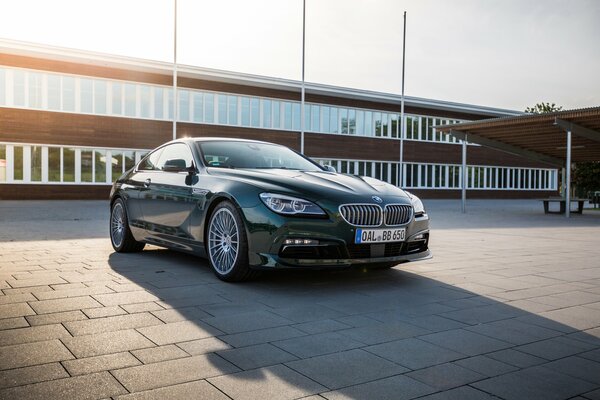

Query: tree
left=573, top=162, right=600, bottom=197
left=524, top=102, right=563, bottom=114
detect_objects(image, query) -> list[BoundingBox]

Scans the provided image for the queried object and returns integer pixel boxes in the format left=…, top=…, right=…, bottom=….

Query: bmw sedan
left=109, top=138, right=431, bottom=281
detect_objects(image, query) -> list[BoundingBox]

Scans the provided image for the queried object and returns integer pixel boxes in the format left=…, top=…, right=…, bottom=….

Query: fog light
left=284, top=238, right=319, bottom=245
left=412, top=233, right=425, bottom=240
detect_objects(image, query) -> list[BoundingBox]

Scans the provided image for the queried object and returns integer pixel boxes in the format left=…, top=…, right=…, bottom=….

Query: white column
left=566, top=130, right=572, bottom=218
left=461, top=134, right=467, bottom=213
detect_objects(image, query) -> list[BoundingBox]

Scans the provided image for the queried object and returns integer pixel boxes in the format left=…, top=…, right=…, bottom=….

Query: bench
left=540, top=198, right=586, bottom=214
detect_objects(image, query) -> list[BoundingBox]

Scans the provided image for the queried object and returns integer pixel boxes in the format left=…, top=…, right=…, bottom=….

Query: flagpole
left=172, top=0, right=178, bottom=141
left=399, top=11, right=406, bottom=187
left=300, top=0, right=306, bottom=154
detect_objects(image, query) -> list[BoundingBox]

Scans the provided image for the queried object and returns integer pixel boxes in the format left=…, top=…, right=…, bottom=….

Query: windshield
left=197, top=141, right=323, bottom=171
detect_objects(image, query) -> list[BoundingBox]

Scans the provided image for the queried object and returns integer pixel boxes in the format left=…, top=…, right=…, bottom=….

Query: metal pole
left=565, top=130, right=571, bottom=218
left=399, top=11, right=406, bottom=187
left=172, top=0, right=178, bottom=141
left=462, top=133, right=467, bottom=213
left=300, top=0, right=306, bottom=154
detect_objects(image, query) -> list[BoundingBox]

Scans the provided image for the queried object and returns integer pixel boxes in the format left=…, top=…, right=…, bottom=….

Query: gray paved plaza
left=0, top=199, right=599, bottom=399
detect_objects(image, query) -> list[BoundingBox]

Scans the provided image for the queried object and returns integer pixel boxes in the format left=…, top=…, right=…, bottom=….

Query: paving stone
left=151, top=307, right=211, bottom=323
left=0, top=371, right=127, bottom=400
left=209, top=364, right=325, bottom=400
left=322, top=375, right=437, bottom=400
left=28, top=296, right=103, bottom=314
left=121, top=302, right=164, bottom=313
left=0, top=302, right=35, bottom=318
left=486, top=348, right=547, bottom=368
left=339, top=321, right=429, bottom=345
left=365, top=338, right=465, bottom=370
left=0, top=323, right=71, bottom=346
left=93, top=291, right=160, bottom=307
left=6, top=276, right=68, bottom=288
left=64, top=312, right=162, bottom=336
left=293, top=319, right=351, bottom=335
left=0, top=339, right=73, bottom=370
left=0, top=363, right=69, bottom=389
left=62, top=329, right=155, bottom=358
left=286, top=349, right=407, bottom=390
left=398, top=315, right=468, bottom=332
left=0, top=293, right=36, bottom=305
left=406, top=362, right=486, bottom=390
left=177, top=337, right=231, bottom=355
left=583, top=388, right=600, bottom=400
left=82, top=305, right=127, bottom=318
left=115, top=380, right=230, bottom=400
left=220, top=325, right=306, bottom=348
left=26, top=310, right=87, bottom=326
left=515, top=335, right=594, bottom=360
left=273, top=331, right=363, bottom=359
left=34, top=285, right=114, bottom=300
left=420, top=328, right=512, bottom=356
left=542, top=356, right=600, bottom=385
left=203, top=310, right=294, bottom=334
left=465, top=318, right=562, bottom=345
left=199, top=301, right=268, bottom=317
left=218, top=343, right=298, bottom=370
left=132, top=344, right=189, bottom=364
left=270, top=304, right=346, bottom=323
left=0, top=317, right=29, bottom=330
left=112, top=353, right=240, bottom=393
left=417, top=385, right=500, bottom=400
left=453, top=355, right=519, bottom=377
left=472, top=365, right=597, bottom=400
left=62, top=352, right=141, bottom=376
left=137, top=320, right=221, bottom=345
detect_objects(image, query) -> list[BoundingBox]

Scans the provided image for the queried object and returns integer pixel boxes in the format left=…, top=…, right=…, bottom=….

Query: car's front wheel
left=110, top=198, right=145, bottom=253
left=207, top=201, right=254, bottom=282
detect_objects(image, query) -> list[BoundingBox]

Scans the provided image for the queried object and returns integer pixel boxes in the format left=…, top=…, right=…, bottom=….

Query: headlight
left=259, top=193, right=326, bottom=216
left=405, top=191, right=425, bottom=215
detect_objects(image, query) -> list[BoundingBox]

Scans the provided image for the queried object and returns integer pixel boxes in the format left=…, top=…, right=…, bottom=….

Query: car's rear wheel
left=207, top=201, right=255, bottom=282
left=110, top=198, right=145, bottom=253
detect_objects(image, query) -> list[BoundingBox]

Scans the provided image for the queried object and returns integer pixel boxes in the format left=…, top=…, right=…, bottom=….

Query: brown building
left=0, top=40, right=558, bottom=200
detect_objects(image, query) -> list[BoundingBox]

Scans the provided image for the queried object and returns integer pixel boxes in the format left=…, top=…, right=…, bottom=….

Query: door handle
left=144, top=178, right=151, bottom=188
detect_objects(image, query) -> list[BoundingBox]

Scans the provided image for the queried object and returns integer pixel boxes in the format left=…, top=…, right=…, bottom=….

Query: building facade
left=0, top=40, right=558, bottom=200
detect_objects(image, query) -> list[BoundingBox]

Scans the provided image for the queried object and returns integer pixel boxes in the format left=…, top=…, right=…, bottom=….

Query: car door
left=138, top=143, right=198, bottom=244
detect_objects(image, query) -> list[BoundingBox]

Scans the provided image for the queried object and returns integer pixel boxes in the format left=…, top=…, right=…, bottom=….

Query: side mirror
left=163, top=159, right=190, bottom=173
left=322, top=164, right=336, bottom=173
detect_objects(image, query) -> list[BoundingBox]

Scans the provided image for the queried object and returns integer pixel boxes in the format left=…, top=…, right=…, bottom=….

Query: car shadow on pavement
left=107, top=248, right=600, bottom=400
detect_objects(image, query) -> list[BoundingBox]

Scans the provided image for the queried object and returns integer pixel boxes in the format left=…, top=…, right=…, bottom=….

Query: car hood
left=206, top=167, right=410, bottom=203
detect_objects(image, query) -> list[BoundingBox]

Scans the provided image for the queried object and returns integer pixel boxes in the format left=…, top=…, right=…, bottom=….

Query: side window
left=138, top=148, right=163, bottom=171
left=156, top=143, right=194, bottom=171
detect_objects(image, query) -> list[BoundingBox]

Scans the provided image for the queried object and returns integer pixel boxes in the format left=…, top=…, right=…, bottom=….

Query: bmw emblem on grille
left=372, top=196, right=383, bottom=203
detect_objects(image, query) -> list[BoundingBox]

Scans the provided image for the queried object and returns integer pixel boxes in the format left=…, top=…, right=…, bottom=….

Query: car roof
left=180, top=137, right=274, bottom=145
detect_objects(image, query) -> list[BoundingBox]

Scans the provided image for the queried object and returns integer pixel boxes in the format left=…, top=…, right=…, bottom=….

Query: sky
left=1, top=0, right=599, bottom=111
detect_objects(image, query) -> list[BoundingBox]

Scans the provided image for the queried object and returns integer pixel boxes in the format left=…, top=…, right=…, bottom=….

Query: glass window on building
left=330, top=107, right=338, bottom=133
left=48, top=147, right=61, bottom=182
left=178, top=90, right=190, bottom=121
left=111, top=82, right=122, bottom=115
left=311, top=104, right=319, bottom=132
left=426, top=117, right=434, bottom=141
left=95, top=150, right=106, bottom=183
left=140, top=85, right=151, bottom=118
left=283, top=102, right=292, bottom=130
left=262, top=99, right=272, bottom=128
left=13, top=146, right=24, bottom=180
left=28, top=72, right=43, bottom=109
left=81, top=150, right=93, bottom=182
left=348, top=109, right=356, bottom=135
left=228, top=95, right=238, bottom=125
left=13, top=69, right=26, bottom=107
left=241, top=97, right=250, bottom=126
left=62, top=76, right=75, bottom=112
left=112, top=151, right=123, bottom=182
left=192, top=92, right=203, bottom=122
left=80, top=78, right=93, bottom=114
left=217, top=94, right=227, bottom=124
left=272, top=101, right=281, bottom=129
left=321, top=106, right=330, bottom=133
left=374, top=112, right=382, bottom=137
left=390, top=114, right=398, bottom=138
left=382, top=113, right=389, bottom=137
left=30, top=146, right=42, bottom=182
left=340, top=108, right=348, bottom=134
left=47, top=74, right=61, bottom=111
left=153, top=87, right=164, bottom=119
left=0, top=68, right=5, bottom=106
left=124, top=151, right=135, bottom=171
left=63, top=148, right=75, bottom=182
left=124, top=83, right=136, bottom=117
left=364, top=111, right=372, bottom=136
left=0, top=144, right=6, bottom=182
left=204, top=93, right=214, bottom=123
left=167, top=88, right=174, bottom=120
left=94, top=80, right=107, bottom=114
left=292, top=103, right=301, bottom=131
left=250, top=98, right=260, bottom=127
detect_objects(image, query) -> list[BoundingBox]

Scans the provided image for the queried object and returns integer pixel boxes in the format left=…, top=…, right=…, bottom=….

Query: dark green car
left=109, top=138, right=431, bottom=281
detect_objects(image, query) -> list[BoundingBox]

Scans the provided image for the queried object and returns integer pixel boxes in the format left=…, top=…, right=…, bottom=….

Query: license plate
left=355, top=228, right=406, bottom=244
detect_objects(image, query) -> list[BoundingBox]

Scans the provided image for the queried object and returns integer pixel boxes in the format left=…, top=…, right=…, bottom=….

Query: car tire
left=110, top=198, right=145, bottom=253
left=207, top=201, right=256, bottom=282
